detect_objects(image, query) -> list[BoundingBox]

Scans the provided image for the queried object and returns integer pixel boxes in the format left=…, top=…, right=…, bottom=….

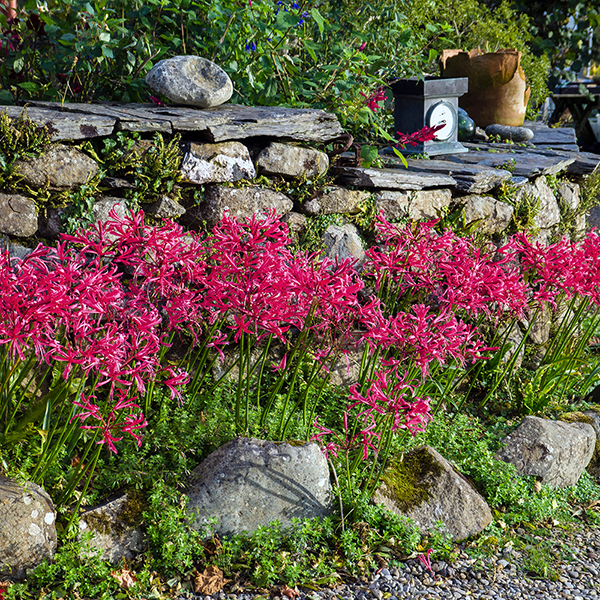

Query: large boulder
left=145, top=55, right=233, bottom=108
left=78, top=492, right=146, bottom=563
left=0, top=477, right=57, bottom=580
left=186, top=438, right=333, bottom=537
left=14, top=145, right=98, bottom=190
left=0, top=193, right=38, bottom=237
left=372, top=446, right=492, bottom=541
left=193, top=185, right=293, bottom=228
left=180, top=141, right=256, bottom=184
left=495, top=416, right=596, bottom=488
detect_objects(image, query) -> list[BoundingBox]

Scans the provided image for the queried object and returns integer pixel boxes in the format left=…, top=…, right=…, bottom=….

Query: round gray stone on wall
left=146, top=56, right=233, bottom=108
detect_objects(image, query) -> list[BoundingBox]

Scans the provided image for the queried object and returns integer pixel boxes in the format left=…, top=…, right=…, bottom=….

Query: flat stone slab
left=448, top=146, right=576, bottom=179
left=336, top=166, right=456, bottom=190
left=16, top=101, right=344, bottom=144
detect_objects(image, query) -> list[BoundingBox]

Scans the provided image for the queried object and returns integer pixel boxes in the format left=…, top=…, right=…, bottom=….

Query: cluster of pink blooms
left=3, top=208, right=600, bottom=463
left=360, top=86, right=388, bottom=113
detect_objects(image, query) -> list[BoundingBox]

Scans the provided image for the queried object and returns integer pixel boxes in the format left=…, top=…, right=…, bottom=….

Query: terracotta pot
left=439, top=48, right=531, bottom=128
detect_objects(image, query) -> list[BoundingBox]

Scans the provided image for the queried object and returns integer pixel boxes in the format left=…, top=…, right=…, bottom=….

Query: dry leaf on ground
left=110, top=567, right=138, bottom=589
left=281, top=584, right=299, bottom=598
left=194, top=565, right=229, bottom=595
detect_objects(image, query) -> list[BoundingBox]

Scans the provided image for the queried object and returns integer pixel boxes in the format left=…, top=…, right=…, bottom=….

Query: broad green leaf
left=311, top=8, right=326, bottom=36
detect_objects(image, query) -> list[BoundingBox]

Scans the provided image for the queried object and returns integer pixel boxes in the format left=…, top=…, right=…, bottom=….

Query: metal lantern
left=390, top=76, right=469, bottom=155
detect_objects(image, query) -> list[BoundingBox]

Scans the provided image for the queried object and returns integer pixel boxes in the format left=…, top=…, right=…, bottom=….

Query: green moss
left=559, top=411, right=595, bottom=426
left=82, top=489, right=146, bottom=535
left=380, top=446, right=443, bottom=512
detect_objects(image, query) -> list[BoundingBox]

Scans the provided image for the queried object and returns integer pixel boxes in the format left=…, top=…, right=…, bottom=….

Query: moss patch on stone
left=83, top=489, right=146, bottom=535
left=559, top=411, right=595, bottom=426
left=380, top=446, right=443, bottom=512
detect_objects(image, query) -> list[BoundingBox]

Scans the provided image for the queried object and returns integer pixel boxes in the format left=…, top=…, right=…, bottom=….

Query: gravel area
left=191, top=524, right=600, bottom=600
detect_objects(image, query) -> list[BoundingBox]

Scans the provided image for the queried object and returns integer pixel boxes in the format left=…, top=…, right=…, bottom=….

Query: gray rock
left=461, top=195, right=514, bottom=233
left=497, top=322, right=524, bottom=369
left=145, top=55, right=233, bottom=108
left=145, top=195, right=186, bottom=219
left=318, top=187, right=370, bottom=215
left=14, top=144, right=98, bottom=189
left=322, top=223, right=365, bottom=265
left=495, top=416, right=596, bottom=488
left=524, top=306, right=552, bottom=345
left=194, top=185, right=293, bottom=228
left=337, top=166, right=456, bottom=190
left=375, top=189, right=452, bottom=221
left=281, top=211, right=307, bottom=235
left=557, top=181, right=580, bottom=211
left=92, top=197, right=131, bottom=225
left=485, top=124, right=534, bottom=143
left=256, top=142, right=329, bottom=178
left=515, top=176, right=561, bottom=230
left=0, top=477, right=57, bottom=580
left=180, top=141, right=255, bottom=184
left=328, top=346, right=365, bottom=387
left=186, top=438, right=332, bottom=537
left=0, top=193, right=38, bottom=237
left=78, top=493, right=146, bottom=563
left=372, top=446, right=492, bottom=541
left=0, top=237, right=34, bottom=260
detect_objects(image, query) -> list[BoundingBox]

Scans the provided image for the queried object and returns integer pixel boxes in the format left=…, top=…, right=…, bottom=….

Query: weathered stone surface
left=485, top=124, right=534, bottom=142
left=281, top=211, right=307, bottom=235
left=525, top=121, right=578, bottom=151
left=3, top=106, right=116, bottom=141
left=524, top=306, right=552, bottom=345
left=317, top=187, right=369, bottom=215
left=322, top=223, right=365, bottom=266
left=403, top=157, right=512, bottom=193
left=146, top=55, right=233, bottom=108
left=497, top=322, right=524, bottom=369
left=0, top=194, right=37, bottom=237
left=195, top=185, right=292, bottom=228
left=257, top=142, right=329, bottom=178
left=557, top=181, right=580, bottom=211
left=372, top=446, right=492, bottom=541
left=375, top=189, right=453, bottom=221
left=516, top=176, right=561, bottom=230
left=180, top=141, right=255, bottom=184
left=186, top=438, right=332, bottom=537
left=336, top=166, right=456, bottom=190
left=92, top=197, right=130, bottom=225
left=457, top=146, right=576, bottom=179
left=328, top=347, right=364, bottom=387
left=0, top=477, right=57, bottom=580
left=145, top=196, right=186, bottom=219
left=24, top=101, right=345, bottom=144
left=566, top=151, right=600, bottom=175
left=0, top=237, right=34, bottom=260
left=495, top=416, right=596, bottom=488
left=14, top=145, right=98, bottom=189
left=78, top=493, right=145, bottom=563
left=461, top=195, right=514, bottom=233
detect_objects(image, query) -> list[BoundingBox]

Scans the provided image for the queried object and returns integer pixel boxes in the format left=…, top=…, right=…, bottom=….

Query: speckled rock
left=78, top=493, right=146, bottom=563
left=461, top=195, right=514, bottom=233
left=186, top=438, right=332, bottom=537
left=193, top=185, right=293, bottom=228
left=375, top=189, right=453, bottom=221
left=495, top=416, right=596, bottom=488
left=515, top=176, right=561, bottom=230
left=145, top=55, right=233, bottom=108
left=0, top=477, right=57, bottom=580
left=373, top=446, right=492, bottom=541
left=145, top=195, right=186, bottom=219
left=256, top=142, right=329, bottom=178
left=14, top=144, right=98, bottom=189
left=0, top=193, right=37, bottom=237
left=180, top=141, right=255, bottom=184
left=92, top=197, right=130, bottom=225
left=322, top=223, right=365, bottom=266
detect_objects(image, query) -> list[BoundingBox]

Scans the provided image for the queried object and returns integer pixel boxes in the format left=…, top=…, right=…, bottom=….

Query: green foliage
left=398, top=0, right=551, bottom=115
left=0, top=108, right=50, bottom=188
left=144, top=481, right=208, bottom=577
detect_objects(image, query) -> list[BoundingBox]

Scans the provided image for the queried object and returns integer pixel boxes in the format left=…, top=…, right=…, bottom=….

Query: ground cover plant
left=1, top=208, right=600, bottom=598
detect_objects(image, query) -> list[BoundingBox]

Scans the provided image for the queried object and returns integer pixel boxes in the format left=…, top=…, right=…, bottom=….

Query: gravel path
left=193, top=524, right=600, bottom=600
